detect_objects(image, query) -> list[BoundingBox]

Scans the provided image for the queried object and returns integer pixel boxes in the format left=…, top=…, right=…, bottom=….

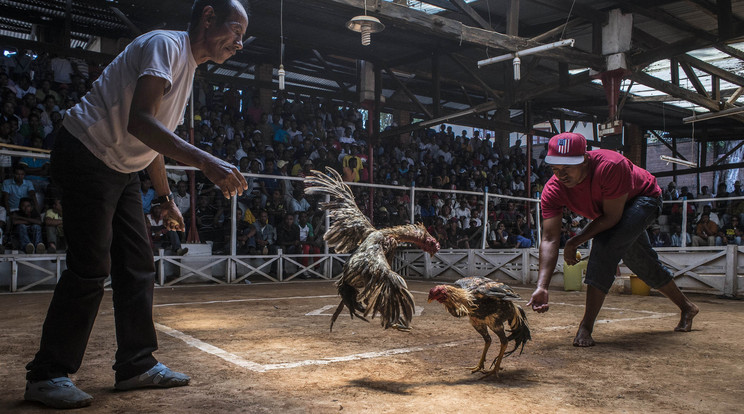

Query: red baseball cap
left=544, top=132, right=587, bottom=165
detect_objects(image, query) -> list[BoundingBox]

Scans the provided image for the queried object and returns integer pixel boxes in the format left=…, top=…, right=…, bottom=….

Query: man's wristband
left=151, top=193, right=173, bottom=207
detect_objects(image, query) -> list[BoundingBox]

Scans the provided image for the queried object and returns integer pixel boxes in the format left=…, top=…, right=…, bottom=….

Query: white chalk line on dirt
left=154, top=320, right=469, bottom=372
left=155, top=295, right=676, bottom=370
left=306, top=304, right=424, bottom=316
left=154, top=295, right=338, bottom=308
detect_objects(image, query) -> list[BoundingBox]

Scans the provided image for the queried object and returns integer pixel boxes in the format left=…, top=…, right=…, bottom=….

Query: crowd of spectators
left=651, top=180, right=744, bottom=248
left=1, top=46, right=742, bottom=257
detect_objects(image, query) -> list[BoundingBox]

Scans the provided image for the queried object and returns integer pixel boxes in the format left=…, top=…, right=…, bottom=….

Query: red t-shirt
left=540, top=150, right=661, bottom=220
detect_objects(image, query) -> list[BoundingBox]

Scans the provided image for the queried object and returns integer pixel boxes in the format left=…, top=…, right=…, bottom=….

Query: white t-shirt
left=63, top=30, right=197, bottom=173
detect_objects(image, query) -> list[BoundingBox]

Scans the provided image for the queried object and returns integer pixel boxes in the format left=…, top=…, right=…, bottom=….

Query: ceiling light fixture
left=477, top=38, right=575, bottom=80
left=346, top=0, right=384, bottom=46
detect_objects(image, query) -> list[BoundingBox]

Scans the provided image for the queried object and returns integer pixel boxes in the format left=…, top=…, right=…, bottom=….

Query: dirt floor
left=1, top=279, right=743, bottom=414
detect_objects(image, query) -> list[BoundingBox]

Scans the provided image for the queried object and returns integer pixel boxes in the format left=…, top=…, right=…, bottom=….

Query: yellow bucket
left=629, top=274, right=651, bottom=296
left=563, top=260, right=587, bottom=291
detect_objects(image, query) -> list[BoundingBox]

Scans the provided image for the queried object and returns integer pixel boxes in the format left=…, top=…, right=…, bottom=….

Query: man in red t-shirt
left=527, top=132, right=698, bottom=347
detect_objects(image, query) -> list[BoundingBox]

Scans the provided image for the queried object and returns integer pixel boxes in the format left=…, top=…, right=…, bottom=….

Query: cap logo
left=557, top=138, right=570, bottom=154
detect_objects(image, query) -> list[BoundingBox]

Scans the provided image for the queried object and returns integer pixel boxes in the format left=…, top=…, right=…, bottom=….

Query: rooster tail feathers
left=504, top=302, right=531, bottom=357
left=330, top=282, right=369, bottom=331
left=361, top=273, right=414, bottom=331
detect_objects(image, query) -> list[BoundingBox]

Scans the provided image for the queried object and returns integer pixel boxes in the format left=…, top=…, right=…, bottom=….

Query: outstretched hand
left=526, top=287, right=550, bottom=313
left=204, top=156, right=248, bottom=199
left=159, top=201, right=185, bottom=232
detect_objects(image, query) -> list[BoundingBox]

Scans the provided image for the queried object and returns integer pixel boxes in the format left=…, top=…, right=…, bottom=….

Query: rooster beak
left=427, top=298, right=433, bottom=303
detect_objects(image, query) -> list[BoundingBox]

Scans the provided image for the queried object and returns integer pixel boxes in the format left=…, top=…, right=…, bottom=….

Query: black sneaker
left=24, top=243, right=34, bottom=254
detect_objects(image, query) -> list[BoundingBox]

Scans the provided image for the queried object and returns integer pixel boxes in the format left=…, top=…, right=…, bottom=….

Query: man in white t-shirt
left=24, top=0, right=251, bottom=409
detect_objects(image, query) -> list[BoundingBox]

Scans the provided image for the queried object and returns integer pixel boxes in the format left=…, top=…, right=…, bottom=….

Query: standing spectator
left=43, top=198, right=64, bottom=253
left=2, top=164, right=36, bottom=213
left=24, top=1, right=251, bottom=408
left=12, top=197, right=44, bottom=253
left=50, top=55, right=75, bottom=89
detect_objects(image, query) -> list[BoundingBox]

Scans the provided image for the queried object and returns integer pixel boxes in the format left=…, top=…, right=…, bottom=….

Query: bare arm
left=127, top=75, right=247, bottom=200
left=527, top=214, right=562, bottom=313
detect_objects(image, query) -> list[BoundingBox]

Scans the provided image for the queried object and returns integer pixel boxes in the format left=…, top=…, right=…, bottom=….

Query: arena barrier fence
left=0, top=152, right=741, bottom=297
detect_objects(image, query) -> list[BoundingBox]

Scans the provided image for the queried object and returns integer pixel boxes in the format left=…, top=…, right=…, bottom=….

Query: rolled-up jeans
left=585, top=196, right=674, bottom=294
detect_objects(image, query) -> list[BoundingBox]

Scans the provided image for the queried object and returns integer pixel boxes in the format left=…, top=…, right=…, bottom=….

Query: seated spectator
left=298, top=211, right=320, bottom=268
left=649, top=224, right=671, bottom=247
left=253, top=210, right=277, bottom=255
left=236, top=212, right=258, bottom=255
left=670, top=223, right=690, bottom=247
left=3, top=164, right=36, bottom=213
left=264, top=189, right=287, bottom=226
left=488, top=221, right=511, bottom=249
left=146, top=204, right=188, bottom=256
left=173, top=180, right=191, bottom=216
left=445, top=218, right=467, bottom=249
left=139, top=175, right=155, bottom=214
left=417, top=197, right=437, bottom=227
left=720, top=216, right=742, bottom=246
left=43, top=198, right=64, bottom=253
left=276, top=212, right=300, bottom=255
left=12, top=197, right=44, bottom=253
left=692, top=213, right=719, bottom=246
left=428, top=216, right=448, bottom=248
left=195, top=195, right=225, bottom=246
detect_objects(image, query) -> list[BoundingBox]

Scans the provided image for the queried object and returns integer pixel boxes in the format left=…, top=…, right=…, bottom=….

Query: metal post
left=681, top=199, right=688, bottom=248
left=481, top=188, right=489, bottom=249
left=229, top=195, right=237, bottom=283
left=409, top=183, right=416, bottom=224
left=535, top=201, right=542, bottom=248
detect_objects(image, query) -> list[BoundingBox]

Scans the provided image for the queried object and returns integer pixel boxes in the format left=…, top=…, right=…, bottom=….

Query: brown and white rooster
left=304, top=167, right=440, bottom=332
left=428, top=276, right=531, bottom=377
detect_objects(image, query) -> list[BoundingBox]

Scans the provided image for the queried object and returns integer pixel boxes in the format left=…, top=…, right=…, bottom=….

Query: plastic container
left=563, top=260, right=587, bottom=291
left=629, top=274, right=651, bottom=296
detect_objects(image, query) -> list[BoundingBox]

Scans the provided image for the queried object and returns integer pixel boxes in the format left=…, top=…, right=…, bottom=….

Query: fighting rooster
left=428, top=276, right=531, bottom=377
left=304, top=167, right=440, bottom=332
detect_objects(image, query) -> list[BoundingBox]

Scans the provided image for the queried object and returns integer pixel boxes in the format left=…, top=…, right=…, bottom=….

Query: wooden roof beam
left=383, top=66, right=434, bottom=119
left=629, top=71, right=744, bottom=123
left=314, top=0, right=603, bottom=68
left=450, top=0, right=492, bottom=30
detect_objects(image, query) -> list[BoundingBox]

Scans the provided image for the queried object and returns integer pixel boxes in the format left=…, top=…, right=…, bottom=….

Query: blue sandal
left=115, top=363, right=190, bottom=390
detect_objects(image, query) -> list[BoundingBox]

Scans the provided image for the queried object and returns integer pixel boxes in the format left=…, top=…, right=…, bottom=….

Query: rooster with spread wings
left=304, top=167, right=440, bottom=332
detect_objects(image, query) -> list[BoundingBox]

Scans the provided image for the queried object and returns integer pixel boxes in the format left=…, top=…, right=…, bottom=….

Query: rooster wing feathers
left=304, top=167, right=374, bottom=253
left=304, top=167, right=417, bottom=331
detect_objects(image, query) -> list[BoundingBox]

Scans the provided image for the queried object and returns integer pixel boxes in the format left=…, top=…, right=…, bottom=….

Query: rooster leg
left=468, top=322, right=491, bottom=373
left=329, top=301, right=345, bottom=332
left=481, top=329, right=508, bottom=378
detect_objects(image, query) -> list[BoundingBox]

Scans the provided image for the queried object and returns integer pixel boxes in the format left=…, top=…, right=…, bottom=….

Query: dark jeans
left=26, top=127, right=158, bottom=382
left=586, top=196, right=674, bottom=294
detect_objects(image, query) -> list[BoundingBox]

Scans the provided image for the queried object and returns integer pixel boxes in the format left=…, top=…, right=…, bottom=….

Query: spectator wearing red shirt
left=527, top=132, right=698, bottom=347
